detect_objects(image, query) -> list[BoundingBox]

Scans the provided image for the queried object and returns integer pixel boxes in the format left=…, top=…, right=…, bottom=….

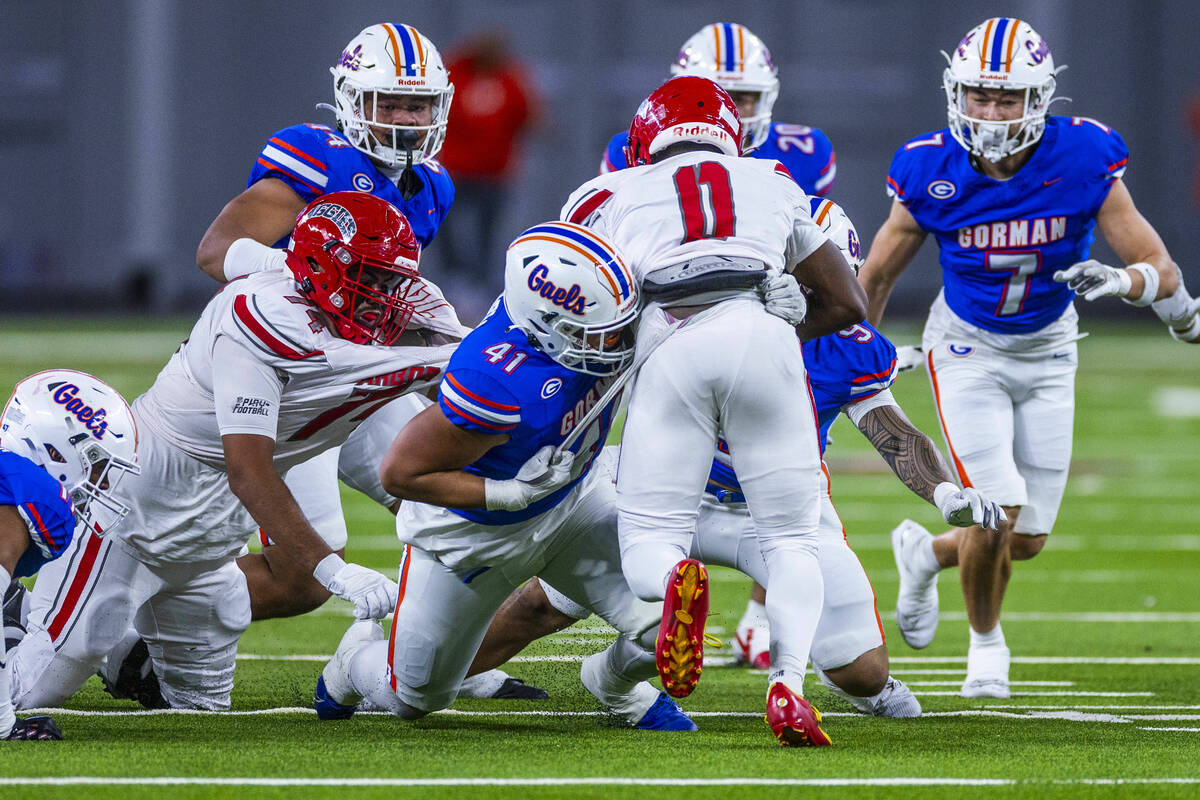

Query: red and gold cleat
left=656, top=559, right=710, bottom=698
left=765, top=682, right=832, bottom=747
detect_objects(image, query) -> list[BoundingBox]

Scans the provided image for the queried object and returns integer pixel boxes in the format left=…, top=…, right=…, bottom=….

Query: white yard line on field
left=2, top=777, right=1199, bottom=788
left=906, top=681, right=1074, bottom=687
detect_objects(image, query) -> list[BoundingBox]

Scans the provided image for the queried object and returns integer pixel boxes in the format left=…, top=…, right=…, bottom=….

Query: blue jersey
left=436, top=303, right=621, bottom=525
left=0, top=450, right=75, bottom=579
left=706, top=322, right=898, bottom=503
left=248, top=123, right=455, bottom=248
left=886, top=116, right=1128, bottom=333
left=600, top=122, right=837, bottom=197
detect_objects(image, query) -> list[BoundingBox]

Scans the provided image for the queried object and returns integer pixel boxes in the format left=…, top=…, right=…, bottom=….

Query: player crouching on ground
left=7, top=193, right=450, bottom=713
left=1, top=371, right=140, bottom=739
left=314, top=222, right=696, bottom=732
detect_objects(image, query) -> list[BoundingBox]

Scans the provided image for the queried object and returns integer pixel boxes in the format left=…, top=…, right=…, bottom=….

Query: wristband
left=312, top=552, right=347, bottom=589
left=483, top=478, right=528, bottom=512
left=933, top=482, right=959, bottom=509
left=1121, top=262, right=1159, bottom=307
left=224, top=238, right=288, bottom=282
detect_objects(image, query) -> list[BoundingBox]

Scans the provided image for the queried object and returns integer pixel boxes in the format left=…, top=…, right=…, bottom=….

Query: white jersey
left=136, top=270, right=455, bottom=474
left=560, top=151, right=828, bottom=280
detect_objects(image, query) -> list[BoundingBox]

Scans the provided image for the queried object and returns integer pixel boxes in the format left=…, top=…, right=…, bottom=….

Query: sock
left=0, top=566, right=14, bottom=737
left=348, top=639, right=422, bottom=719
left=580, top=643, right=659, bottom=725
left=969, top=623, right=1005, bottom=649
left=915, top=535, right=940, bottom=575
left=458, top=669, right=509, bottom=699
left=737, top=599, right=768, bottom=631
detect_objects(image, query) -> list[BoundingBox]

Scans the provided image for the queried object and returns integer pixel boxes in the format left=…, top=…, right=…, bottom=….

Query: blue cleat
left=314, top=674, right=358, bottom=721
left=634, top=691, right=698, bottom=732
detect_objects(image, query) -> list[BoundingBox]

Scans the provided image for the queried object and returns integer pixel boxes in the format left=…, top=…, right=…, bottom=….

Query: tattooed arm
left=852, top=401, right=955, bottom=504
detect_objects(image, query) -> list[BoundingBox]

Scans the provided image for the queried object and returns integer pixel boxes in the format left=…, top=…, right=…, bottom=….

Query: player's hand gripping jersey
left=250, top=123, right=454, bottom=248
left=886, top=116, right=1128, bottom=333
left=136, top=270, right=454, bottom=475
left=435, top=302, right=623, bottom=526
left=600, top=123, right=836, bottom=197
left=565, top=150, right=826, bottom=286
left=0, top=450, right=75, bottom=578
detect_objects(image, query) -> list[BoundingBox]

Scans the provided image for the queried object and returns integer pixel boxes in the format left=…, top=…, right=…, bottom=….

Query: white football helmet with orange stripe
left=943, top=17, right=1061, bottom=162
left=329, top=23, right=454, bottom=168
left=670, top=23, right=779, bottom=151
left=1, top=370, right=140, bottom=536
left=503, top=222, right=640, bottom=376
left=809, top=197, right=863, bottom=273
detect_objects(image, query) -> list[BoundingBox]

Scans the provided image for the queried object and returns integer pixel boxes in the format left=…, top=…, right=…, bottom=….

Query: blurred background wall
left=2, top=0, right=1198, bottom=323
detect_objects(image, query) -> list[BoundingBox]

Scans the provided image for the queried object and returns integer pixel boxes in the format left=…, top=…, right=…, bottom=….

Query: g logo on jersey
left=352, top=173, right=375, bottom=192
left=947, top=344, right=975, bottom=358
left=541, top=378, right=563, bottom=399
left=927, top=180, right=957, bottom=200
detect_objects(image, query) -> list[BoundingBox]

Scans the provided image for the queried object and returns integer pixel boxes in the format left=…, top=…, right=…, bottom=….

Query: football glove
left=762, top=273, right=808, bottom=326
left=933, top=482, right=1007, bottom=530
left=1053, top=259, right=1132, bottom=302
left=5, top=715, right=63, bottom=740
left=895, top=345, right=925, bottom=373
left=484, top=445, right=576, bottom=512
left=314, top=555, right=399, bottom=620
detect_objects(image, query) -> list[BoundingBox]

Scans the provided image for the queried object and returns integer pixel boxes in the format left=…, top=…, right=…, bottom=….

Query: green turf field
left=1, top=318, right=1198, bottom=798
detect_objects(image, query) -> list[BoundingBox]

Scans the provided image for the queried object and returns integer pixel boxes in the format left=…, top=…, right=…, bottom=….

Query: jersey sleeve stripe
left=851, top=359, right=899, bottom=384
left=567, top=189, right=614, bottom=225
left=233, top=295, right=324, bottom=361
left=814, top=157, right=837, bottom=195
left=1106, top=157, right=1128, bottom=175
left=268, top=137, right=327, bottom=170
left=22, top=502, right=67, bottom=550
left=813, top=199, right=834, bottom=226
left=773, top=163, right=794, bottom=180
left=440, top=394, right=518, bottom=432
left=255, top=158, right=322, bottom=196
left=886, top=176, right=906, bottom=199
left=260, top=145, right=329, bottom=189
left=444, top=373, right=520, bottom=413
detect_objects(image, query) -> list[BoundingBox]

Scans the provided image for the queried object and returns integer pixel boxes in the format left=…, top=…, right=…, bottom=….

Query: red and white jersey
left=560, top=151, right=828, bottom=280
left=136, top=270, right=455, bottom=474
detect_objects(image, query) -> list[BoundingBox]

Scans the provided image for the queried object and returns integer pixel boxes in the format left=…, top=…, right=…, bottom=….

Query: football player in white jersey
left=8, top=193, right=448, bottom=711
left=561, top=77, right=866, bottom=746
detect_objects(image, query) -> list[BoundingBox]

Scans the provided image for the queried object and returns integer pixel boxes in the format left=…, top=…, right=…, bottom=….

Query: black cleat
left=100, top=638, right=169, bottom=709
left=6, top=715, right=63, bottom=740
left=491, top=677, right=549, bottom=700
left=3, top=580, right=28, bottom=652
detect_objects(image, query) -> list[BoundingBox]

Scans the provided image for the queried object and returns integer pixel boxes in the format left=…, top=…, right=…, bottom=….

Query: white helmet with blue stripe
left=943, top=18, right=1061, bottom=162
left=670, top=23, right=779, bottom=152
left=809, top=197, right=863, bottom=273
left=503, top=222, right=640, bottom=376
left=1, top=370, right=140, bottom=536
left=328, top=23, right=455, bottom=169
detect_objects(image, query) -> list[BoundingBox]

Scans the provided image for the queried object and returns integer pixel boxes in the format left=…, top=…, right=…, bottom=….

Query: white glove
left=762, top=273, right=808, bottom=326
left=314, top=554, right=399, bottom=619
left=484, top=445, right=577, bottom=512
left=1053, top=259, right=1132, bottom=302
left=933, top=482, right=1007, bottom=530
left=895, top=345, right=925, bottom=373
left=1157, top=293, right=1200, bottom=343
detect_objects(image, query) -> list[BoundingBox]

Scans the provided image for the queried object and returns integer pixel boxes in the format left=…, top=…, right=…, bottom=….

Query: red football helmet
left=286, top=191, right=421, bottom=345
left=625, top=76, right=742, bottom=167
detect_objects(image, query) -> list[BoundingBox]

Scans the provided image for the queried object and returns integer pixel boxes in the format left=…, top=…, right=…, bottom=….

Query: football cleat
left=633, top=692, right=698, bottom=732
left=314, top=619, right=384, bottom=720
left=3, top=579, right=28, bottom=653
left=765, top=682, right=831, bottom=747
left=732, top=622, right=771, bottom=670
left=100, top=638, right=169, bottom=709
left=656, top=558, right=710, bottom=698
left=891, top=519, right=940, bottom=649
left=813, top=667, right=922, bottom=718
left=961, top=643, right=1011, bottom=699
left=5, top=715, right=64, bottom=741
left=490, top=677, right=549, bottom=701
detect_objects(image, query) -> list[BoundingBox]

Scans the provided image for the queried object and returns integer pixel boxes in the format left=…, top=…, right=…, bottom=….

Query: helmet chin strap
left=395, top=136, right=425, bottom=201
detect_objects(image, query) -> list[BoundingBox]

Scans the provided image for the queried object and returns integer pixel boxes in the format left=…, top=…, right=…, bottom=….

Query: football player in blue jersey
left=0, top=370, right=140, bottom=740
left=858, top=18, right=1183, bottom=698
left=598, top=22, right=836, bottom=198
left=314, top=222, right=697, bottom=732
left=187, top=24, right=542, bottom=702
